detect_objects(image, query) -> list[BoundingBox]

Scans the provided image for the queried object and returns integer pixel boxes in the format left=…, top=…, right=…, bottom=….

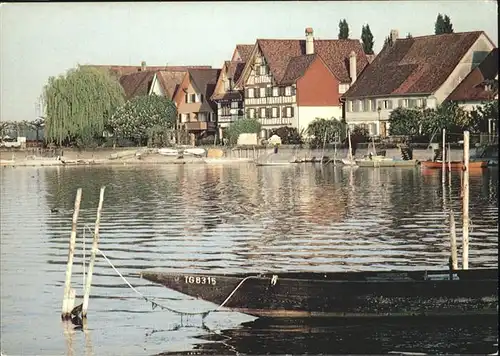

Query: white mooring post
left=62, top=188, right=82, bottom=319
left=462, top=131, right=470, bottom=269
left=449, top=211, right=458, bottom=270
left=82, top=186, right=106, bottom=318
left=442, top=128, right=446, bottom=184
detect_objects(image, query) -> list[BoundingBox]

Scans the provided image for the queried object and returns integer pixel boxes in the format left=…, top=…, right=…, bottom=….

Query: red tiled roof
left=343, top=31, right=486, bottom=98
left=236, top=45, right=254, bottom=62
left=119, top=71, right=156, bottom=100
left=188, top=69, right=221, bottom=112
left=211, top=91, right=243, bottom=101
left=85, top=65, right=212, bottom=77
left=253, top=39, right=368, bottom=85
left=281, top=54, right=318, bottom=85
left=155, top=70, right=186, bottom=99
left=446, top=48, right=498, bottom=102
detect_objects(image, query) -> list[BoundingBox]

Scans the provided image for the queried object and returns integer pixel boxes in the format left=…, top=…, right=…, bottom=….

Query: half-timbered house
left=211, top=45, right=254, bottom=131
left=236, top=28, right=368, bottom=137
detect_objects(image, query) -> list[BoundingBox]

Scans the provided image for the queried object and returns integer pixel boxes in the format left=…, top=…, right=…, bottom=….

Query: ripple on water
left=0, top=165, right=497, bottom=355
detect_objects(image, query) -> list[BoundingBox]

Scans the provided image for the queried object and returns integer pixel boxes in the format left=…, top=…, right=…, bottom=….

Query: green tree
left=420, top=102, right=468, bottom=141
left=388, top=107, right=422, bottom=136
left=467, top=100, right=498, bottom=133
left=338, top=19, right=350, bottom=39
left=43, top=65, right=125, bottom=146
left=361, top=24, right=375, bottom=55
left=108, top=94, right=177, bottom=146
left=226, top=118, right=261, bottom=145
left=307, top=117, right=347, bottom=148
left=435, top=13, right=453, bottom=34
left=406, top=33, right=413, bottom=39
left=269, top=126, right=303, bottom=145
left=443, top=15, right=454, bottom=33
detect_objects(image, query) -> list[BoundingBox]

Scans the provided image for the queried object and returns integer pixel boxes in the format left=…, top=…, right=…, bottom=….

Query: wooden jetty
left=140, top=268, right=498, bottom=318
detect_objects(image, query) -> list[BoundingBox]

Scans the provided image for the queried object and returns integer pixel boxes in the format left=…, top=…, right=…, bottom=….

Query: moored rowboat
left=140, top=268, right=498, bottom=319
left=420, top=160, right=488, bottom=169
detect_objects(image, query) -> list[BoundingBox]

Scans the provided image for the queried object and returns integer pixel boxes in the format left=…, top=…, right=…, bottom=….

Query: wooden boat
left=420, top=160, right=488, bottom=169
left=255, top=161, right=293, bottom=166
left=204, top=158, right=253, bottom=164
left=158, top=148, right=179, bottom=156
left=140, top=267, right=498, bottom=319
left=183, top=148, right=206, bottom=156
left=356, top=158, right=419, bottom=168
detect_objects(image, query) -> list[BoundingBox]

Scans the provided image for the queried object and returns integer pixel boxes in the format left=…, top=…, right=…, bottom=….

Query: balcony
left=184, top=121, right=216, bottom=131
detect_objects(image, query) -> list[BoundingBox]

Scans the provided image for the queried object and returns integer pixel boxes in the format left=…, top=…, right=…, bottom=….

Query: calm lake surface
left=1, top=164, right=498, bottom=355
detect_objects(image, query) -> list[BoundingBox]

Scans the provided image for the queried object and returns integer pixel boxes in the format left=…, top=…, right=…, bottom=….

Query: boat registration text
left=184, top=276, right=217, bottom=285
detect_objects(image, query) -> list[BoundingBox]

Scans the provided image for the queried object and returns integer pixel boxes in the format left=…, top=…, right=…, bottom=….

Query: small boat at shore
left=158, top=148, right=179, bottom=156
left=420, top=160, right=488, bottom=169
left=356, top=158, right=419, bottom=168
left=140, top=266, right=498, bottom=319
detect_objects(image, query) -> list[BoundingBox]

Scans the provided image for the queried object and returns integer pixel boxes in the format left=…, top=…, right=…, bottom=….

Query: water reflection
left=0, top=164, right=498, bottom=356
left=156, top=316, right=499, bottom=355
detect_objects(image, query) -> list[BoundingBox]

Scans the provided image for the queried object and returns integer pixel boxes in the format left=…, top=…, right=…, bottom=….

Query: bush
left=226, top=118, right=261, bottom=145
left=269, top=126, right=303, bottom=145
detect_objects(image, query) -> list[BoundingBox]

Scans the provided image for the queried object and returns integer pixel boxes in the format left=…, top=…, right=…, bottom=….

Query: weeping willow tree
left=43, top=65, right=125, bottom=146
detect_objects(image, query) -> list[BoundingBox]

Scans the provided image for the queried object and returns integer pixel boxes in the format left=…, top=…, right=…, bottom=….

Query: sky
left=1, top=1, right=498, bottom=122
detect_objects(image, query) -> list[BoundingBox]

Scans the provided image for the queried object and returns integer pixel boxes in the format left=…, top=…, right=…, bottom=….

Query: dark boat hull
left=140, top=269, right=498, bottom=318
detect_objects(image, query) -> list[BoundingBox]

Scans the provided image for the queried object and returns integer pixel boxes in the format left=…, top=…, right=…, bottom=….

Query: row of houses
left=101, top=27, right=498, bottom=141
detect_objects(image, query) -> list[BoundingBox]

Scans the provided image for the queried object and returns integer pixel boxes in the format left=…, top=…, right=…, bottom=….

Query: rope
left=81, top=223, right=278, bottom=320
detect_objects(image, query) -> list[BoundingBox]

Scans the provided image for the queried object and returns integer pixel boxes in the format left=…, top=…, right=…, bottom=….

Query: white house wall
left=297, top=106, right=342, bottom=133
left=433, top=34, right=494, bottom=103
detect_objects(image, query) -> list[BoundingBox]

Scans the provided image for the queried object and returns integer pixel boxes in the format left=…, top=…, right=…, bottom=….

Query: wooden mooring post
left=449, top=211, right=458, bottom=270
left=442, top=128, right=446, bottom=184
left=61, top=188, right=82, bottom=320
left=82, top=186, right=106, bottom=318
left=462, top=131, right=470, bottom=270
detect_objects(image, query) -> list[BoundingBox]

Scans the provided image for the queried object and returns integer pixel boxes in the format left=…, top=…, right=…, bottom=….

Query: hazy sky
left=1, top=1, right=498, bottom=122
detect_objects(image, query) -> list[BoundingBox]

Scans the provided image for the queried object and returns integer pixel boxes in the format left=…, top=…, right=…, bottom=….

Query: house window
left=346, top=100, right=352, bottom=112
left=272, top=107, right=278, bottom=118
left=259, top=87, right=266, bottom=98
left=379, top=100, right=392, bottom=110
left=416, top=98, right=427, bottom=108
left=190, top=94, right=196, bottom=103
left=231, top=101, right=239, bottom=109
left=181, top=113, right=189, bottom=123
left=371, top=99, right=377, bottom=112
left=353, top=100, right=361, bottom=112
left=260, top=107, right=267, bottom=118
left=248, top=108, right=255, bottom=119
left=285, top=86, right=292, bottom=96
left=363, top=99, right=370, bottom=112
left=272, top=87, right=279, bottom=97
left=407, top=99, right=418, bottom=108
left=217, top=102, right=221, bottom=109
left=259, top=65, right=268, bottom=75
left=286, top=107, right=293, bottom=118
left=185, top=94, right=190, bottom=103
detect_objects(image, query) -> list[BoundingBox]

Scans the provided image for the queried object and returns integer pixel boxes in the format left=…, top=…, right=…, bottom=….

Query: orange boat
left=420, top=160, right=488, bottom=170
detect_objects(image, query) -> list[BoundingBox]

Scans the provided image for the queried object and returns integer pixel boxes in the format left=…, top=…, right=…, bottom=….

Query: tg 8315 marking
left=184, top=275, right=217, bottom=285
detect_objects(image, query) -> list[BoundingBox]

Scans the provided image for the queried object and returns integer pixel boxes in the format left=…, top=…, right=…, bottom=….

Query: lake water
left=0, top=164, right=498, bottom=355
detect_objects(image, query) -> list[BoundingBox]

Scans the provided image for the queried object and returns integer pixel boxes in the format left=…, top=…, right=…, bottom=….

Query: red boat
left=420, top=160, right=488, bottom=170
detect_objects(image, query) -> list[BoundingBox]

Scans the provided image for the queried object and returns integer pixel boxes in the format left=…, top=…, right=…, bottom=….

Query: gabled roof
left=235, top=44, right=254, bottom=62
left=446, top=48, right=498, bottom=102
left=119, top=71, right=156, bottom=100
left=238, top=39, right=368, bottom=86
left=186, top=68, right=221, bottom=111
left=281, top=54, right=319, bottom=85
left=343, top=31, right=489, bottom=99
left=84, top=65, right=212, bottom=77
left=154, top=70, right=186, bottom=99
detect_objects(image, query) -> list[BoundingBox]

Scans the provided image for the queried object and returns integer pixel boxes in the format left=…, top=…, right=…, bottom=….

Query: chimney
left=390, top=29, right=399, bottom=44
left=140, top=61, right=146, bottom=71
left=349, top=51, right=357, bottom=84
left=305, top=27, right=314, bottom=55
